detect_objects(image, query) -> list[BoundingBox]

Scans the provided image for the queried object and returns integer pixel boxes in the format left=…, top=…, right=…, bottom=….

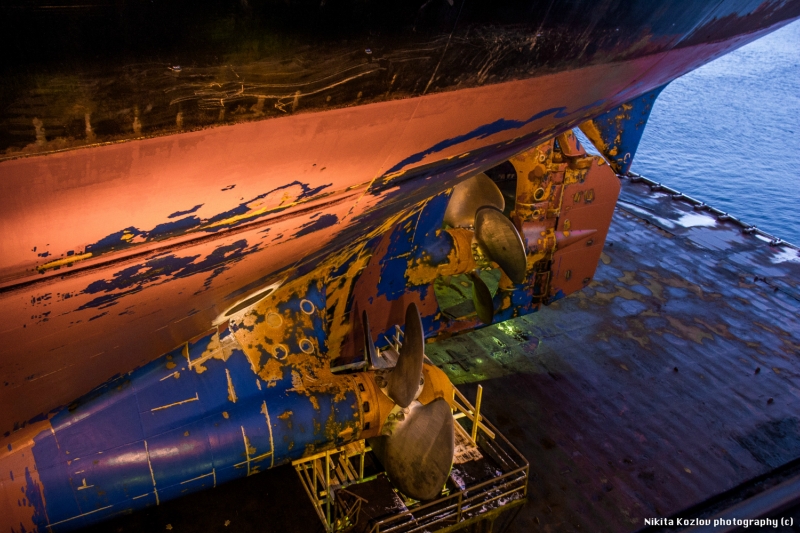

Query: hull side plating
left=1, top=30, right=795, bottom=436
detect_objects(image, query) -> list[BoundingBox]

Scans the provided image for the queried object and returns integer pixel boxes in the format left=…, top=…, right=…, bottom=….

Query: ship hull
left=0, top=18, right=798, bottom=438
left=1, top=0, right=799, bottom=436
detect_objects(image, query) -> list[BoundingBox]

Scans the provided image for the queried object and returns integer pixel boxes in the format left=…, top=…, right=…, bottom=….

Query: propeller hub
left=356, top=362, right=454, bottom=440
left=359, top=303, right=457, bottom=501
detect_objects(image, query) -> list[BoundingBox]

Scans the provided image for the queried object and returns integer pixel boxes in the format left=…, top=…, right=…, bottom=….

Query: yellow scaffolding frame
left=293, top=384, right=526, bottom=533
left=293, top=441, right=372, bottom=532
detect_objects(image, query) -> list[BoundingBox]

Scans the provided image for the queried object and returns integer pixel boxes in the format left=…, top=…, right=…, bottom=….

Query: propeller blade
left=474, top=206, right=527, bottom=284
left=470, top=271, right=494, bottom=324
left=369, top=398, right=455, bottom=501
left=443, top=173, right=505, bottom=228
left=387, top=303, right=425, bottom=408
left=362, top=310, right=378, bottom=368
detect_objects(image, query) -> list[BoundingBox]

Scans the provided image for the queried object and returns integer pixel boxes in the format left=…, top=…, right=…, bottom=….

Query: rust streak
left=37, top=253, right=93, bottom=272
left=150, top=393, right=199, bottom=412
left=48, top=505, right=112, bottom=527
left=226, top=369, right=238, bottom=403
left=261, top=400, right=275, bottom=468
left=76, top=478, right=94, bottom=490
left=143, top=440, right=160, bottom=505
left=239, top=426, right=251, bottom=475
left=179, top=471, right=215, bottom=485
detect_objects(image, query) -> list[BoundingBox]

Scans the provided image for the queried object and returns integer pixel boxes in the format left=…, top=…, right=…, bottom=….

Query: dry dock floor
left=86, top=179, right=800, bottom=533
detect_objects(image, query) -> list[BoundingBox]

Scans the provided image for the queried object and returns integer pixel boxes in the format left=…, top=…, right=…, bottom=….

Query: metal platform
left=82, top=176, right=800, bottom=533
left=426, top=174, right=800, bottom=532
left=291, top=387, right=528, bottom=533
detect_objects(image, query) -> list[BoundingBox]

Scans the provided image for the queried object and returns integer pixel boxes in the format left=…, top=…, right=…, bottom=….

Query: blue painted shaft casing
left=24, top=326, right=358, bottom=532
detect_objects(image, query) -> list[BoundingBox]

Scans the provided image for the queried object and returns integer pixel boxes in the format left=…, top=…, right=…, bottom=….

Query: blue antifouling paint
left=30, top=327, right=359, bottom=532
left=411, top=193, right=453, bottom=264
left=377, top=257, right=411, bottom=301
left=203, top=181, right=331, bottom=232
left=85, top=227, right=143, bottom=255
left=385, top=99, right=606, bottom=175
left=493, top=286, right=538, bottom=324
left=376, top=191, right=453, bottom=301
left=581, top=84, right=667, bottom=174
left=294, top=213, right=338, bottom=238
left=414, top=194, right=449, bottom=251
left=24, top=467, right=48, bottom=530
left=148, top=216, right=202, bottom=240
left=168, top=204, right=204, bottom=219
